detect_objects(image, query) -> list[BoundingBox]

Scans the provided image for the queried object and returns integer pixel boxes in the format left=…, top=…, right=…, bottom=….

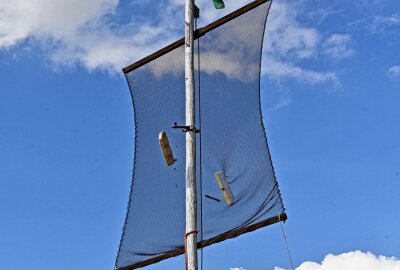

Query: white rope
left=278, top=214, right=295, bottom=270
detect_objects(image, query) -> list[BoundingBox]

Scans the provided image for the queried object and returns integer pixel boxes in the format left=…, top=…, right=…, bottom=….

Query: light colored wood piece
left=159, top=131, right=175, bottom=166
left=214, top=171, right=234, bottom=206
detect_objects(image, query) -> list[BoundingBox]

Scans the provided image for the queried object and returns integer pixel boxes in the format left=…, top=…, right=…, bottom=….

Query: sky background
left=0, top=0, right=399, bottom=270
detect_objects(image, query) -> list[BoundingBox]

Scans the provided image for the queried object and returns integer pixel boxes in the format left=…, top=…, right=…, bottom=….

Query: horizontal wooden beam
left=117, top=213, right=287, bottom=270
left=122, top=0, right=270, bottom=74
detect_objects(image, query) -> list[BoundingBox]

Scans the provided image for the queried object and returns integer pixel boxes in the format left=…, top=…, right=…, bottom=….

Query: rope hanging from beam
left=278, top=214, right=295, bottom=270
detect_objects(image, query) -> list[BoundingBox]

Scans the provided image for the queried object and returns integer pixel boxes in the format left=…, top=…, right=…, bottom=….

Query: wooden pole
left=184, top=0, right=198, bottom=270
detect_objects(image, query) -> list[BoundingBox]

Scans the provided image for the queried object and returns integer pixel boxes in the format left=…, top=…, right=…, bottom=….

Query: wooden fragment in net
left=214, top=171, right=234, bottom=205
left=159, top=131, right=175, bottom=166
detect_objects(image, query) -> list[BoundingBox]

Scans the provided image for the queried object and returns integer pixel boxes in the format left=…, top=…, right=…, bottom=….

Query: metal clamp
left=172, top=122, right=200, bottom=133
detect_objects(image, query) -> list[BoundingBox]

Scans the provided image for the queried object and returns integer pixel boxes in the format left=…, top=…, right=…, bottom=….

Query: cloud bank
left=275, top=251, right=400, bottom=270
left=0, top=0, right=182, bottom=72
left=262, top=2, right=345, bottom=86
left=0, top=0, right=351, bottom=86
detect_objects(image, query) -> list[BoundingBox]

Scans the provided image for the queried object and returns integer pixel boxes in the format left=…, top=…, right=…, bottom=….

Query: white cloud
left=230, top=268, right=246, bottom=270
left=199, top=51, right=259, bottom=81
left=322, top=34, right=354, bottom=60
left=388, top=65, right=400, bottom=77
left=265, top=2, right=320, bottom=61
left=277, top=251, right=400, bottom=270
left=374, top=14, right=400, bottom=27
left=263, top=59, right=339, bottom=86
left=0, top=0, right=344, bottom=87
left=0, top=0, right=117, bottom=47
left=0, top=0, right=181, bottom=73
left=0, top=0, right=255, bottom=74
left=350, top=14, right=400, bottom=34
left=262, top=2, right=341, bottom=87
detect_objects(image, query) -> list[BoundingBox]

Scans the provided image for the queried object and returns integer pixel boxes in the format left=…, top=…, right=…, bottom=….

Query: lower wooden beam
left=117, top=213, right=287, bottom=270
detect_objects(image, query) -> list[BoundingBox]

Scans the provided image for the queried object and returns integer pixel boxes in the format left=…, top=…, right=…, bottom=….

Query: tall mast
left=184, top=0, right=198, bottom=270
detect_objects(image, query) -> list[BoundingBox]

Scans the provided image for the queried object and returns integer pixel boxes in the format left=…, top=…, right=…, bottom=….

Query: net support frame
left=116, top=1, right=287, bottom=269
left=118, top=213, right=287, bottom=270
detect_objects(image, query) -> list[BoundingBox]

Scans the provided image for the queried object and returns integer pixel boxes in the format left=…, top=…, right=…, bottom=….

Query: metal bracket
left=194, top=5, right=200, bottom=19
left=172, top=122, right=200, bottom=133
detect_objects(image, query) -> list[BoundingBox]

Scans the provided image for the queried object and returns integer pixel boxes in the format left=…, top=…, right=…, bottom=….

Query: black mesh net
left=116, top=1, right=285, bottom=269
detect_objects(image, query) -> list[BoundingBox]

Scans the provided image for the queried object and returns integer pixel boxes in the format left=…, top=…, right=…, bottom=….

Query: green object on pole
left=212, top=0, right=225, bottom=9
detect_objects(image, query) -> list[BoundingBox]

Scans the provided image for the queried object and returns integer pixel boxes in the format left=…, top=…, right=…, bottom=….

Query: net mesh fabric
left=116, top=1, right=285, bottom=269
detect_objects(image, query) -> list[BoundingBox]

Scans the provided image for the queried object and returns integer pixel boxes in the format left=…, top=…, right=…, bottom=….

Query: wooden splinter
left=214, top=171, right=234, bottom=205
left=159, top=131, right=175, bottom=166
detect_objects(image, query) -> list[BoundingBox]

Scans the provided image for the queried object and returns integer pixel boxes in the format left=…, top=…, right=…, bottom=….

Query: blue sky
left=0, top=0, right=399, bottom=270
